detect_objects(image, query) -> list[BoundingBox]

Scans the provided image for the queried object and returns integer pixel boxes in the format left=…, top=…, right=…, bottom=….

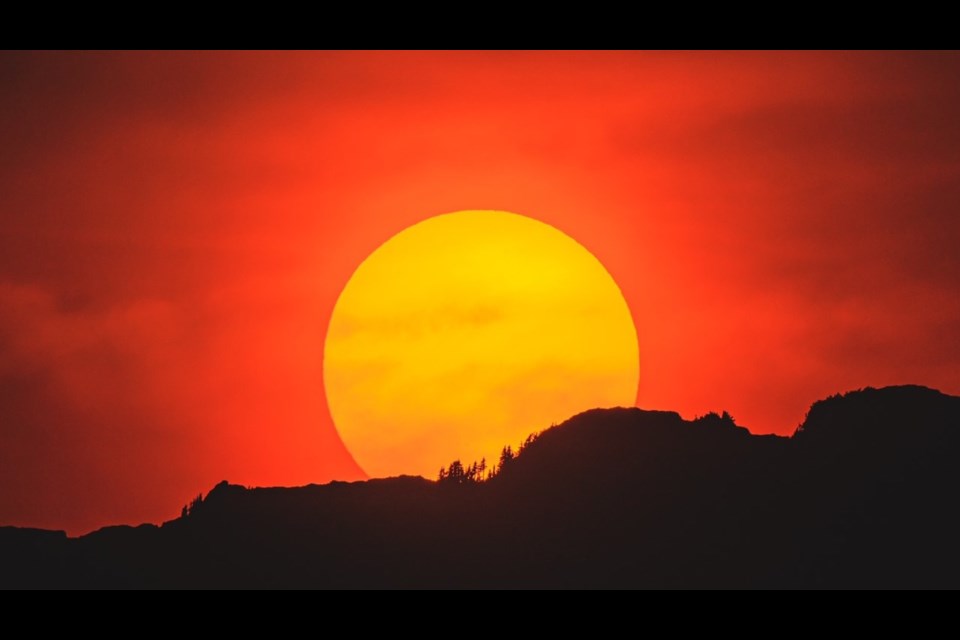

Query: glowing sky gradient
left=1, top=51, right=959, bottom=534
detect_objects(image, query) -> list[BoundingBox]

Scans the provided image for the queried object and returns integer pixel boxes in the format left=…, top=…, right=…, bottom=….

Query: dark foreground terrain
left=3, top=385, right=959, bottom=589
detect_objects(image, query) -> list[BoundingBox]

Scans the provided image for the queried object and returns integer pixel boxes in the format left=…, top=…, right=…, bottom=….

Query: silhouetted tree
left=437, top=437, right=535, bottom=485
left=519, top=432, right=540, bottom=452
left=498, top=445, right=515, bottom=473
left=441, top=460, right=465, bottom=484
left=184, top=493, right=203, bottom=517
left=439, top=457, right=494, bottom=485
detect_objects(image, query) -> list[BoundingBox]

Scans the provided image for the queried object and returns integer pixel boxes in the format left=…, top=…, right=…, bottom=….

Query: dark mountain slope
left=2, top=385, right=959, bottom=588
left=787, top=385, right=960, bottom=588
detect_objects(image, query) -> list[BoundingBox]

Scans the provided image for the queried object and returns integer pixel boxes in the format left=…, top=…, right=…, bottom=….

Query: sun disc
left=323, top=210, right=639, bottom=478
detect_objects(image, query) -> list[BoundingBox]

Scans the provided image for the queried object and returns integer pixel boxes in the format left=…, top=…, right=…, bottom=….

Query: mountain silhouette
left=2, top=384, right=959, bottom=588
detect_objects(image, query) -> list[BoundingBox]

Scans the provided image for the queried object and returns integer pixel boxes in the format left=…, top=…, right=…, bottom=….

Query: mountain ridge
left=3, top=384, right=958, bottom=588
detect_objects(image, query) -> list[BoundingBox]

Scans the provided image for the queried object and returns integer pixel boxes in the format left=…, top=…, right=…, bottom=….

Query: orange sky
left=2, top=51, right=959, bottom=534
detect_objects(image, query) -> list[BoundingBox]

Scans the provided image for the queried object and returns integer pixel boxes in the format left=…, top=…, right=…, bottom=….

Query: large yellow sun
left=323, top=210, right=639, bottom=478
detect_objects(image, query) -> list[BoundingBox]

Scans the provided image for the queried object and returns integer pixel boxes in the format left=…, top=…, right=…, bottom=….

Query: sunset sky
left=2, top=51, right=959, bottom=534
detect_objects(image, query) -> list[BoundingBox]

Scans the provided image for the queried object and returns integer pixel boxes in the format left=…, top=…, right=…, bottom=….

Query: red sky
left=2, top=51, right=959, bottom=534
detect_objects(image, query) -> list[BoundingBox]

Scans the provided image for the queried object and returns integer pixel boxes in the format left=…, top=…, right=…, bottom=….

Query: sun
left=323, top=210, right=639, bottom=478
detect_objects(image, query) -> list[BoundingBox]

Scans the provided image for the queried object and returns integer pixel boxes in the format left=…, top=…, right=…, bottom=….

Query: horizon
left=8, top=383, right=950, bottom=537
left=5, top=382, right=959, bottom=588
